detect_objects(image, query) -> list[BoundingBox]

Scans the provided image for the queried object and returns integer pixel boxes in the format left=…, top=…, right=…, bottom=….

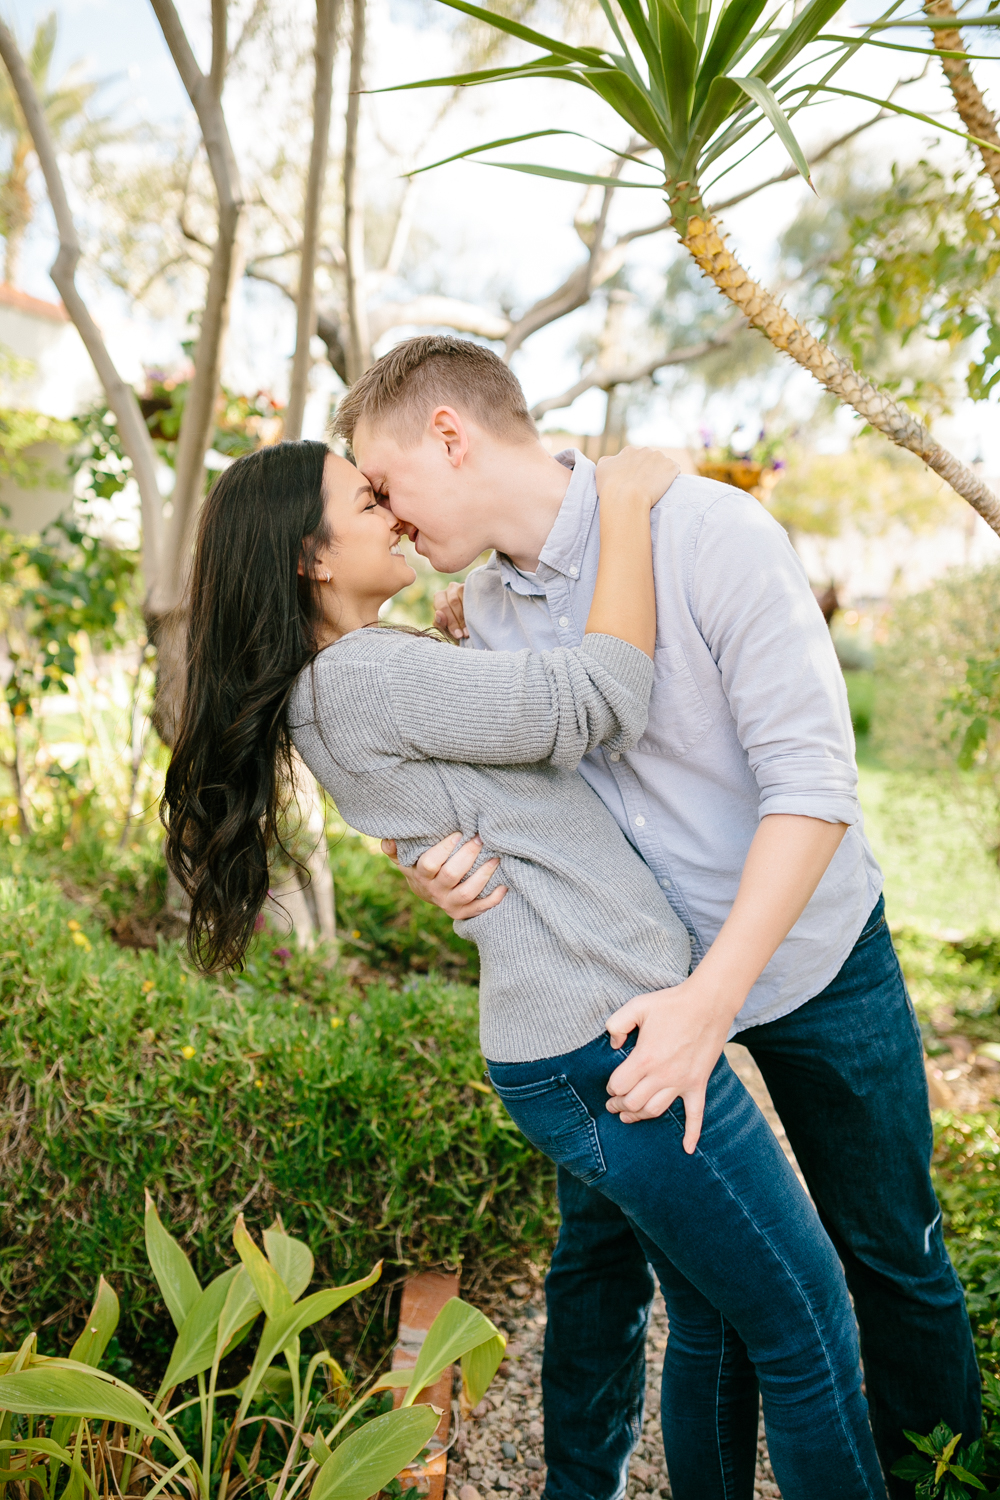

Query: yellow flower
left=67, top=919, right=81, bottom=931
left=254, top=1078, right=264, bottom=1089
left=351, top=930, right=361, bottom=939
left=72, top=931, right=92, bottom=951
left=330, top=1016, right=342, bottom=1029
left=141, top=980, right=155, bottom=994
left=180, top=1045, right=196, bottom=1060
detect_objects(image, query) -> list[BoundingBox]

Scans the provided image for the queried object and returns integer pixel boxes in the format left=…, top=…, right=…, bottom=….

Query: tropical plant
left=0, top=1199, right=505, bottom=1500
left=0, top=11, right=98, bottom=286
left=399, top=0, right=1000, bottom=533
left=892, top=1421, right=991, bottom=1497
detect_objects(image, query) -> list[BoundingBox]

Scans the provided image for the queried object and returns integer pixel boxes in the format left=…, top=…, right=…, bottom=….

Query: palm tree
left=0, top=12, right=96, bottom=287
left=404, top=0, right=1000, bottom=534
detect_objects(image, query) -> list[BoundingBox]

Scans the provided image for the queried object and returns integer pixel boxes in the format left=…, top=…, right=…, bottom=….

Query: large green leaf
left=213, top=1268, right=263, bottom=1368
left=409, top=128, right=661, bottom=179
left=583, top=68, right=672, bottom=154
left=144, top=1194, right=202, bottom=1333
left=800, top=82, right=1000, bottom=155
left=402, top=1300, right=504, bottom=1408
left=158, top=1266, right=242, bottom=1395
left=483, top=161, right=662, bottom=188
left=67, top=1278, right=119, bottom=1368
left=0, top=1438, right=98, bottom=1500
left=234, top=1217, right=292, bottom=1320
left=732, top=75, right=812, bottom=184
left=460, top=1334, right=506, bottom=1409
left=378, top=58, right=589, bottom=93
left=432, top=0, right=608, bottom=66
left=0, top=1368, right=160, bottom=1437
left=238, top=1264, right=382, bottom=1417
left=754, top=0, right=845, bottom=83
left=819, top=31, right=1000, bottom=61
left=263, top=1224, right=314, bottom=1302
left=647, top=0, right=697, bottom=132
left=696, top=0, right=769, bottom=108
left=310, top=1408, right=439, bottom=1500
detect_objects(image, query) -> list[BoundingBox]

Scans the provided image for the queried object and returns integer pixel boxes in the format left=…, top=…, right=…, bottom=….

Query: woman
left=163, top=439, right=886, bottom=1500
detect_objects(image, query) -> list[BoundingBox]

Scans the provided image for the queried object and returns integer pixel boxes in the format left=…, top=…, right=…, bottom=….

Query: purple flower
left=271, top=947, right=291, bottom=966
left=253, top=911, right=267, bottom=933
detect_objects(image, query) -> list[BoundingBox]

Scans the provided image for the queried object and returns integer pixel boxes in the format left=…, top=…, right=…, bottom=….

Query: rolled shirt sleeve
left=690, top=494, right=860, bottom=827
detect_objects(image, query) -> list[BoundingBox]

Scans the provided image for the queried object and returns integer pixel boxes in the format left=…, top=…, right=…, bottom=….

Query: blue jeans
left=508, top=898, right=980, bottom=1500
left=488, top=1043, right=886, bottom=1497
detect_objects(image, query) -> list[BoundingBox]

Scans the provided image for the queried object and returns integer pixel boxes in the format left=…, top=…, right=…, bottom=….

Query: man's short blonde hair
left=332, top=335, right=537, bottom=448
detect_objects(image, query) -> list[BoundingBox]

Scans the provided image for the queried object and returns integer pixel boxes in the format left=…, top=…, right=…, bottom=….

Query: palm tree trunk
left=924, top=0, right=1000, bottom=204
left=681, top=213, right=1000, bottom=535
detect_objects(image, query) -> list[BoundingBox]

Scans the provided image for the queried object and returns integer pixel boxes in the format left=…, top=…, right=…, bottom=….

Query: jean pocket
left=489, top=1074, right=607, bottom=1185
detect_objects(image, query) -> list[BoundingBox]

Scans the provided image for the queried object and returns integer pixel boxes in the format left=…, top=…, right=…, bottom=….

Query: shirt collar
left=494, top=449, right=597, bottom=595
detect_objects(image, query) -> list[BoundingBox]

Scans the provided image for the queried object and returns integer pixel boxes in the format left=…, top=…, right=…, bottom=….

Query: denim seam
left=713, top=1310, right=731, bottom=1500
left=662, top=1103, right=879, bottom=1497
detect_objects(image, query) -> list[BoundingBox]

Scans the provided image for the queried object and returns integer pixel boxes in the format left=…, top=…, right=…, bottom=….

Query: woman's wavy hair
left=162, top=440, right=331, bottom=972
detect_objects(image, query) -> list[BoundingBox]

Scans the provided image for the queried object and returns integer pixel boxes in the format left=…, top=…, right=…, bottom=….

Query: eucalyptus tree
left=403, top=0, right=1000, bottom=533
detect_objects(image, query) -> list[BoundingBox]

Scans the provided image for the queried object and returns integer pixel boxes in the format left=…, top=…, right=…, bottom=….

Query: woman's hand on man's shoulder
left=595, top=446, right=681, bottom=511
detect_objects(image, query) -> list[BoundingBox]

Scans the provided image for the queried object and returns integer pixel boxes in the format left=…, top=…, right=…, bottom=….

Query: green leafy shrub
left=875, top=563, right=1000, bottom=869
left=0, top=857, right=553, bottom=1367
left=0, top=1206, right=505, bottom=1500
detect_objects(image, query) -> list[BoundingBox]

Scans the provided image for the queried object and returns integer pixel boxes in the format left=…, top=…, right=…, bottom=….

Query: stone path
left=447, top=1045, right=789, bottom=1500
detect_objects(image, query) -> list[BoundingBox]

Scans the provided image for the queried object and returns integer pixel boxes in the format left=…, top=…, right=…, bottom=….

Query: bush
left=875, top=563, right=1000, bottom=868
left=0, top=854, right=555, bottom=1371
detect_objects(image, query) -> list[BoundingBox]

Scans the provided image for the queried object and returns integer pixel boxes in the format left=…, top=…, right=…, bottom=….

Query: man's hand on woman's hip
left=605, top=975, right=734, bottom=1154
left=381, top=832, right=508, bottom=917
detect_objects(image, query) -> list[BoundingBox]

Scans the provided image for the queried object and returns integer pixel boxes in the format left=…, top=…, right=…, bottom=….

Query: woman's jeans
left=487, top=1034, right=887, bottom=1500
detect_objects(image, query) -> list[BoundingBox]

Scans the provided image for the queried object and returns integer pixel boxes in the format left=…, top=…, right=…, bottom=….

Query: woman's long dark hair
left=162, top=440, right=330, bottom=972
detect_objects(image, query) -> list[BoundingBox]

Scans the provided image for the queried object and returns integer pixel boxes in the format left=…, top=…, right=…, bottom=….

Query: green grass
left=0, top=852, right=554, bottom=1373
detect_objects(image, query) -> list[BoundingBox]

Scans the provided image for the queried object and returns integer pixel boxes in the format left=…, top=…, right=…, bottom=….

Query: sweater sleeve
left=379, top=631, right=653, bottom=770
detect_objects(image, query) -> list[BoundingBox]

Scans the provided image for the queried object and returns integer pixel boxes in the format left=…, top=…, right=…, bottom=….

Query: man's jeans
left=488, top=1028, right=886, bottom=1495
left=532, top=897, right=980, bottom=1500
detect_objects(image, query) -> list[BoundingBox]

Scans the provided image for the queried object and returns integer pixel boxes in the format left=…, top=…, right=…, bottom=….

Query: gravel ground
left=446, top=1045, right=787, bottom=1500
left=445, top=1287, right=781, bottom=1500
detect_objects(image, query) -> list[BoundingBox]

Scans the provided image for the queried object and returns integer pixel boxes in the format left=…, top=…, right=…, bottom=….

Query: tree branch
left=286, top=0, right=341, bottom=439
left=149, top=0, right=246, bottom=613
left=0, top=18, right=164, bottom=591
left=529, top=317, right=745, bottom=419
left=343, top=0, right=370, bottom=381
left=369, top=295, right=511, bottom=343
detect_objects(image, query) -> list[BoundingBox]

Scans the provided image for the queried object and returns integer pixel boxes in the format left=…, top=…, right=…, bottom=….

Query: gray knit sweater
left=289, top=628, right=691, bottom=1062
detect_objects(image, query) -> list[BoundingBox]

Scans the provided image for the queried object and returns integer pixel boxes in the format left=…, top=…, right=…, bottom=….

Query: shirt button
left=569, top=565, right=579, bottom=577
left=608, top=751, right=620, bottom=762
left=635, top=815, right=645, bottom=827
left=559, top=616, right=569, bottom=628
left=659, top=878, right=671, bottom=889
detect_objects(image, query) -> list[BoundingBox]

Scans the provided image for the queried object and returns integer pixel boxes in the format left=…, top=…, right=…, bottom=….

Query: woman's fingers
left=459, top=883, right=508, bottom=917
left=433, top=582, right=468, bottom=639
left=380, top=838, right=400, bottom=865
left=404, top=835, right=508, bottom=919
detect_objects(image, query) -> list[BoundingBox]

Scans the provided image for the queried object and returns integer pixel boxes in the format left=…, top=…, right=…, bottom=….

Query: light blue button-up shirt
left=462, top=450, right=883, bottom=1034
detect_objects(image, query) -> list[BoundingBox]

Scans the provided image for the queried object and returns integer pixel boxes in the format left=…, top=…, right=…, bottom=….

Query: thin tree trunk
left=148, top=0, right=245, bottom=616
left=5, top=697, right=31, bottom=837
left=0, top=19, right=164, bottom=591
left=924, top=0, right=1000, bottom=204
left=286, top=0, right=341, bottom=440
left=343, top=0, right=370, bottom=383
left=681, top=213, right=1000, bottom=534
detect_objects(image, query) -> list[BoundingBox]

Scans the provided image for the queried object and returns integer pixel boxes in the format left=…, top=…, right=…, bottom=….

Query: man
left=333, top=334, right=979, bottom=1498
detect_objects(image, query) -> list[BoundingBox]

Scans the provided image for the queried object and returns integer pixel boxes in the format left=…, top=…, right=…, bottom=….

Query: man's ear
left=428, top=406, right=470, bottom=467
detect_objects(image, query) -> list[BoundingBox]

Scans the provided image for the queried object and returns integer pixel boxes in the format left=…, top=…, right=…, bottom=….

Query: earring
left=324, top=571, right=331, bottom=584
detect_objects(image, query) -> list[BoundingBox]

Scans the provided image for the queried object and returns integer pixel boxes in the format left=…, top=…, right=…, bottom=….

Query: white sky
left=6, top=0, right=1000, bottom=466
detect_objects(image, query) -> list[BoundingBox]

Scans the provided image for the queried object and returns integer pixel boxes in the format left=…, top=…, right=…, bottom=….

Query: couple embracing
left=164, top=335, right=979, bottom=1500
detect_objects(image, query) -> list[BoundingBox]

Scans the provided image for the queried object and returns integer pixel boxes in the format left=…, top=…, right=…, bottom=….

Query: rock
left=459, top=1488, right=482, bottom=1500
left=527, top=1420, right=544, bottom=1439
left=473, top=1399, right=493, bottom=1418
left=525, top=1457, right=543, bottom=1471
left=501, top=1442, right=517, bottom=1460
